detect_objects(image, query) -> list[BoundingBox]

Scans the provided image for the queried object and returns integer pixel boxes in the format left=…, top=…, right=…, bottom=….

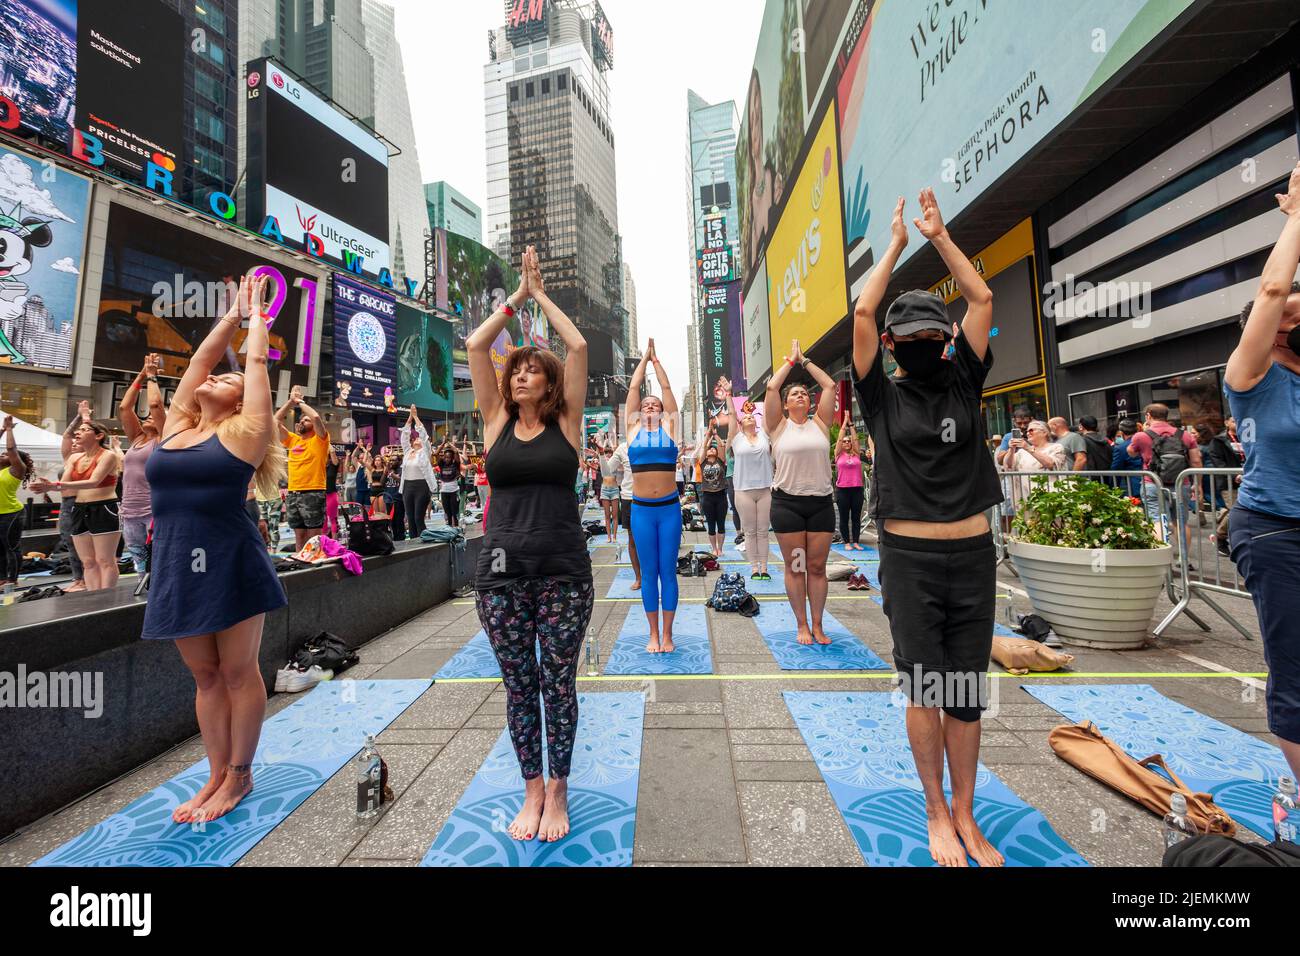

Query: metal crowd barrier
left=990, top=467, right=1213, bottom=632
left=1153, top=467, right=1252, bottom=640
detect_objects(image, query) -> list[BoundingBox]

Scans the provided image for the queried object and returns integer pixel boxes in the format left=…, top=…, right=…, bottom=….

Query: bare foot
left=193, top=766, right=253, bottom=823
left=631, top=580, right=641, bottom=591
left=65, top=581, right=87, bottom=592
left=173, top=769, right=226, bottom=823
left=509, top=779, right=545, bottom=841
left=661, top=632, right=675, bottom=653
left=953, top=809, right=1004, bottom=867
left=645, top=639, right=661, bottom=654
left=539, top=778, right=570, bottom=842
left=796, top=628, right=814, bottom=645
left=926, top=803, right=969, bottom=867
left=812, top=624, right=832, bottom=645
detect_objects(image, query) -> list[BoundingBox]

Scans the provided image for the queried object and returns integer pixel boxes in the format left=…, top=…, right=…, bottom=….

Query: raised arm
left=1226, top=162, right=1300, bottom=391
left=799, top=345, right=837, bottom=430
left=225, top=275, right=276, bottom=465
left=3, top=416, right=24, bottom=481
left=525, top=246, right=586, bottom=443
left=765, top=345, right=796, bottom=437
left=648, top=341, right=679, bottom=440
left=274, top=395, right=298, bottom=444
left=167, top=274, right=255, bottom=434
left=62, top=401, right=91, bottom=460
left=843, top=412, right=861, bottom=456
left=467, top=252, right=530, bottom=438
left=118, top=354, right=156, bottom=442
left=853, top=197, right=908, bottom=379
left=916, top=187, right=992, bottom=359
left=626, top=351, right=650, bottom=429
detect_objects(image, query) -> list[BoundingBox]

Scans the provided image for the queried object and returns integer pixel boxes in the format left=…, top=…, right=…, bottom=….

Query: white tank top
left=771, top=418, right=832, bottom=496
left=731, top=430, right=774, bottom=492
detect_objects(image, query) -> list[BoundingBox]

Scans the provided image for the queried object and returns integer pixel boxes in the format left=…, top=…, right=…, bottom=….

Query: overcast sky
left=387, top=0, right=763, bottom=396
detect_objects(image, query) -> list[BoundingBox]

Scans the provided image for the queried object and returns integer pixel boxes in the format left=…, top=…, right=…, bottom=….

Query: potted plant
left=1007, top=477, right=1172, bottom=649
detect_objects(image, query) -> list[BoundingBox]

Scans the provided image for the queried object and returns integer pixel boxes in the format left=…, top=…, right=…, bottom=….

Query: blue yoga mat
left=604, top=603, right=713, bottom=675
left=33, top=680, right=429, bottom=867
left=786, top=691, right=1087, bottom=867
left=831, top=543, right=880, bottom=563
left=421, top=692, right=645, bottom=866
left=606, top=566, right=643, bottom=599
left=752, top=601, right=889, bottom=671
left=434, top=631, right=501, bottom=679
left=1023, top=684, right=1290, bottom=840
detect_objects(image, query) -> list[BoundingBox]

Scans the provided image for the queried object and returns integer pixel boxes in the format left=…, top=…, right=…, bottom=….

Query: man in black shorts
left=853, top=190, right=1004, bottom=867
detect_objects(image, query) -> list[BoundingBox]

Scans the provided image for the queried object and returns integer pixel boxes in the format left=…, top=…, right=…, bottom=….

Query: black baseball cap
left=883, top=291, right=952, bottom=338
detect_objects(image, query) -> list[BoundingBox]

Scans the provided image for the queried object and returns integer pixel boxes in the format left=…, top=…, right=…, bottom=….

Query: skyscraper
left=621, top=261, right=638, bottom=356
left=485, top=0, right=623, bottom=403
left=686, top=90, right=742, bottom=425
left=425, top=181, right=484, bottom=245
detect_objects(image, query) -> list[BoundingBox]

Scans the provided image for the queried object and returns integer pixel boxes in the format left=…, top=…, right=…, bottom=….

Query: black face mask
left=890, top=338, right=948, bottom=379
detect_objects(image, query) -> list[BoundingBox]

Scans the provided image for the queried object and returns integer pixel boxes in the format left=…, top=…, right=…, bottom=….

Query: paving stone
left=733, top=762, right=825, bottom=783
left=369, top=647, right=453, bottom=680
left=737, top=782, right=862, bottom=867
left=633, top=729, right=745, bottom=864
left=643, top=713, right=727, bottom=729
left=386, top=683, right=494, bottom=730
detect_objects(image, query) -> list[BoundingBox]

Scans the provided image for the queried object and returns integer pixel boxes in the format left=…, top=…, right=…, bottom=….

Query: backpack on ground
left=292, top=631, right=360, bottom=675
left=1145, top=428, right=1190, bottom=487
left=1048, top=721, right=1237, bottom=836
left=1164, top=834, right=1300, bottom=867
left=1082, top=433, right=1112, bottom=472
left=707, top=572, right=750, bottom=612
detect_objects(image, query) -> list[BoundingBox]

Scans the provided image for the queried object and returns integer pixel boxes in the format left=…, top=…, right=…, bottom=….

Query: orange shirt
left=283, top=430, right=328, bottom=491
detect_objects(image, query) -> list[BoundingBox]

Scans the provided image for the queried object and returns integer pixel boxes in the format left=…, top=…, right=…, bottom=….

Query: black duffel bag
left=292, top=631, right=360, bottom=675
left=340, top=502, right=394, bottom=557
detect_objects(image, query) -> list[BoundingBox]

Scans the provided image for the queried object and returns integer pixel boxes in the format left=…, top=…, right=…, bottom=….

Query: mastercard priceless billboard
left=765, top=108, right=848, bottom=359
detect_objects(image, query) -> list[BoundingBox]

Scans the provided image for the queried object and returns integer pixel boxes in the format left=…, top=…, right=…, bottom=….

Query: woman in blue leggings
left=625, top=339, right=682, bottom=653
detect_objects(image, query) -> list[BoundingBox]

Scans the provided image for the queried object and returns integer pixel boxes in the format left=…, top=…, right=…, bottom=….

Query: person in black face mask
left=852, top=188, right=1003, bottom=868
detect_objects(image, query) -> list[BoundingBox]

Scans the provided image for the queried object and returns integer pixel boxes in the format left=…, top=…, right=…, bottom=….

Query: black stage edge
left=0, top=536, right=482, bottom=841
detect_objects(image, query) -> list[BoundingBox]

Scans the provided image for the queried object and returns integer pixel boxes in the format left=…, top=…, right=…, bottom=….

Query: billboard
left=591, top=2, right=614, bottom=70
left=245, top=59, right=391, bottom=278
left=444, top=231, right=548, bottom=377
left=699, top=281, right=740, bottom=422
left=766, top=108, right=846, bottom=358
left=800, top=0, right=858, bottom=115
left=742, top=257, right=772, bottom=384
left=394, top=302, right=453, bottom=414
left=332, top=275, right=396, bottom=414
left=0, top=145, right=91, bottom=374
left=75, top=0, right=185, bottom=184
left=505, top=0, right=549, bottom=43
left=697, top=247, right=734, bottom=286
left=93, top=203, right=324, bottom=390
left=837, top=0, right=1198, bottom=294
left=735, top=0, right=807, bottom=289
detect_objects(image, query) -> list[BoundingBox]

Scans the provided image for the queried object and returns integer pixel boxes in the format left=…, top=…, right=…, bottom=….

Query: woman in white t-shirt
left=715, top=404, right=774, bottom=580
left=1007, top=420, right=1067, bottom=506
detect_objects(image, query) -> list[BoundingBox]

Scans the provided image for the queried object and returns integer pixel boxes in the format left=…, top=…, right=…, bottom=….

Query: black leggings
left=441, top=491, right=461, bottom=527
left=402, top=479, right=430, bottom=540
left=0, top=509, right=22, bottom=581
left=700, top=489, right=729, bottom=536
left=836, top=485, right=864, bottom=544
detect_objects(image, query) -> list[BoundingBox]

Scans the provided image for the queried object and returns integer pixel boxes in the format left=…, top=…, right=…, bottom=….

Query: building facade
left=484, top=0, right=624, bottom=403
left=425, top=181, right=484, bottom=245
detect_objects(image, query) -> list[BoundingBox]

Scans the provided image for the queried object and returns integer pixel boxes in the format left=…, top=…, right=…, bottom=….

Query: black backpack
left=1082, top=433, right=1112, bottom=472
left=1145, top=428, right=1189, bottom=487
left=1165, top=834, right=1300, bottom=868
left=292, top=631, right=360, bottom=674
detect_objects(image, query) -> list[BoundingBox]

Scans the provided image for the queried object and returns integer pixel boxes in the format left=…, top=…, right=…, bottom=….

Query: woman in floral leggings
left=468, top=245, right=593, bottom=844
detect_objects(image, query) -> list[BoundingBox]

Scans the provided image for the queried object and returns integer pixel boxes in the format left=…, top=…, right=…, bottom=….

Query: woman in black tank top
left=467, top=245, right=592, bottom=846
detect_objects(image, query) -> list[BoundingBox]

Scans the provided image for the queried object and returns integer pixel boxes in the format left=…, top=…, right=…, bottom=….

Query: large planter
left=1007, top=539, right=1173, bottom=649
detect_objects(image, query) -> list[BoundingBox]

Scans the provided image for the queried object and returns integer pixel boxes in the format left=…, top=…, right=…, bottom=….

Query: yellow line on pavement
left=432, top=671, right=1267, bottom=684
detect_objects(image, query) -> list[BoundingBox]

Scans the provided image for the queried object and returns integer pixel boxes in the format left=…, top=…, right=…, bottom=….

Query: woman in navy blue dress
left=143, top=274, right=288, bottom=824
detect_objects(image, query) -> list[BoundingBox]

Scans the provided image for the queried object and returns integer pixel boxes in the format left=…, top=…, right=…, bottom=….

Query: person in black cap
left=852, top=190, right=1003, bottom=867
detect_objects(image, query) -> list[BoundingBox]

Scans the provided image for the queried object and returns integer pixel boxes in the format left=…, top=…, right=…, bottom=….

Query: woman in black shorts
left=698, top=425, right=729, bottom=557
left=764, top=339, right=837, bottom=645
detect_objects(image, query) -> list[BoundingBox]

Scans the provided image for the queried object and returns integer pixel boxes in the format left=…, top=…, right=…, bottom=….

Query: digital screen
left=333, top=274, right=397, bottom=414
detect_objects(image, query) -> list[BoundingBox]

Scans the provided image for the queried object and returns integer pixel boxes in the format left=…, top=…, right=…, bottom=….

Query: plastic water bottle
left=355, top=734, right=383, bottom=819
left=586, top=633, right=598, bottom=677
left=1273, top=776, right=1298, bottom=845
left=1162, top=792, right=1199, bottom=848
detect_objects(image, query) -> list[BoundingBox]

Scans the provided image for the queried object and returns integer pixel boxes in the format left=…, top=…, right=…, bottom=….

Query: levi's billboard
left=765, top=108, right=847, bottom=358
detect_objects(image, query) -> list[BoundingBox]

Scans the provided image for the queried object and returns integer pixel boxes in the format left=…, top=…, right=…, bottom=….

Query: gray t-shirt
left=1056, top=430, right=1087, bottom=467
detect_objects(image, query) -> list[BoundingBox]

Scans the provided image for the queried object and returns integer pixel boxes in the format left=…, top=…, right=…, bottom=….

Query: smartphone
left=1011, top=428, right=1023, bottom=441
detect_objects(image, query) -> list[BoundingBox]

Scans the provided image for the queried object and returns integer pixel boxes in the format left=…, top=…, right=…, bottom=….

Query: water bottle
left=1162, top=792, right=1199, bottom=848
left=355, top=734, right=383, bottom=819
left=1273, top=776, right=1298, bottom=845
left=585, top=633, right=598, bottom=677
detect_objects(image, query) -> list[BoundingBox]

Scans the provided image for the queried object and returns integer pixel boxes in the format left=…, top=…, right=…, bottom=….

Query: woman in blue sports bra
left=625, top=339, right=683, bottom=653
left=143, top=274, right=288, bottom=826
